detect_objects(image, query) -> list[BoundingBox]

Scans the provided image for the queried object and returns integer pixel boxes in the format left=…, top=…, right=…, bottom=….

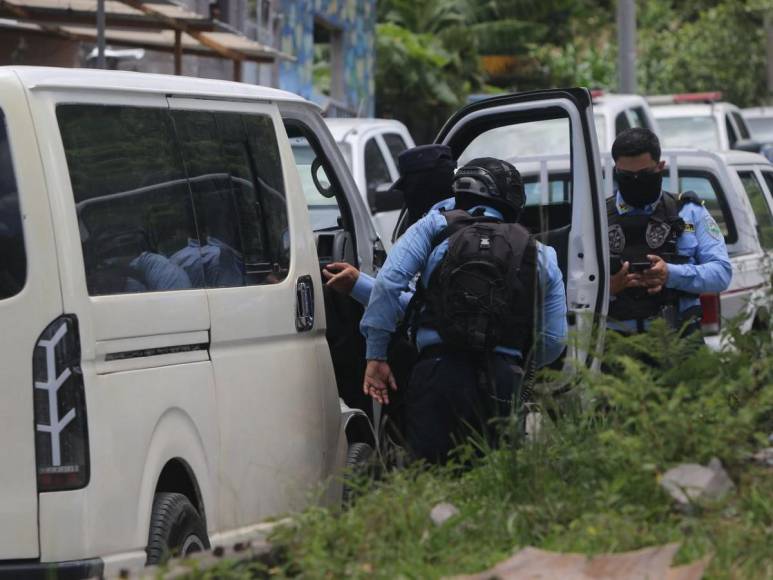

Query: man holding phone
left=607, top=128, right=731, bottom=335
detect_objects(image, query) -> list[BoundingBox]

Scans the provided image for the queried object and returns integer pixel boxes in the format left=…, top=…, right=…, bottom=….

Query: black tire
left=343, top=442, right=374, bottom=504
left=146, top=492, right=209, bottom=565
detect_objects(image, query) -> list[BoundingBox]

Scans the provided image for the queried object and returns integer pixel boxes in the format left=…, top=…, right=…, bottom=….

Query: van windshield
left=0, top=110, right=25, bottom=300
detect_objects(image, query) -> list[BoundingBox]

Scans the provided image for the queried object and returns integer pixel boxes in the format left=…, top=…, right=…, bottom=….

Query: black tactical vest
left=608, top=192, right=696, bottom=321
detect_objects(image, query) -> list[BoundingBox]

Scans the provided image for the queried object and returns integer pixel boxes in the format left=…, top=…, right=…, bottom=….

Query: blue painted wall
left=277, top=0, right=375, bottom=116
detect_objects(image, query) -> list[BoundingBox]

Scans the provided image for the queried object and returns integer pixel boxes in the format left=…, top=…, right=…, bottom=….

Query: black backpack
left=419, top=209, right=537, bottom=354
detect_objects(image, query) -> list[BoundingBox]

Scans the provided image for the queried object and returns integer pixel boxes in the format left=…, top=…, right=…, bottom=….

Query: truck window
left=614, top=111, right=631, bottom=135
left=662, top=170, right=737, bottom=244
left=0, top=109, right=25, bottom=300
left=171, top=110, right=290, bottom=286
left=731, top=112, right=751, bottom=140
left=629, top=107, right=650, bottom=130
left=383, top=133, right=408, bottom=167
left=738, top=171, right=773, bottom=250
left=725, top=115, right=738, bottom=148
left=658, top=117, right=720, bottom=150
left=364, top=138, right=392, bottom=198
left=58, top=105, right=201, bottom=296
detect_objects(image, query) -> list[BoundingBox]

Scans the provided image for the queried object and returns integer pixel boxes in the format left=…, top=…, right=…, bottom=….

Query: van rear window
left=0, top=109, right=26, bottom=300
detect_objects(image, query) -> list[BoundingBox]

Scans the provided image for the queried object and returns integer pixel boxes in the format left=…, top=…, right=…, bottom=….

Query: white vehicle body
left=591, top=93, right=660, bottom=151
left=325, top=118, right=416, bottom=249
left=514, top=148, right=770, bottom=349
left=652, top=102, right=755, bottom=151
left=0, top=77, right=612, bottom=578
left=0, top=66, right=381, bottom=578
left=742, top=108, right=773, bottom=162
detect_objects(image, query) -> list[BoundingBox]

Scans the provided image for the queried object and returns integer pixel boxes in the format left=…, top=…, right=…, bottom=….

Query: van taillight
left=33, top=316, right=89, bottom=491
left=700, top=293, right=721, bottom=335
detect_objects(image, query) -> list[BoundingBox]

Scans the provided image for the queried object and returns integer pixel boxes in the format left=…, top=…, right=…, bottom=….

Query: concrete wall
left=0, top=33, right=80, bottom=67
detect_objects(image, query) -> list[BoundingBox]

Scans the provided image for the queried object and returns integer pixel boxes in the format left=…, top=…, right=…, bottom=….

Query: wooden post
left=233, top=59, right=242, bottom=82
left=174, top=30, right=182, bottom=75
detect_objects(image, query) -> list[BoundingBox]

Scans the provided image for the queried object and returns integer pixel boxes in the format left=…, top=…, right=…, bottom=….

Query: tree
left=638, top=0, right=768, bottom=107
left=375, top=0, right=485, bottom=142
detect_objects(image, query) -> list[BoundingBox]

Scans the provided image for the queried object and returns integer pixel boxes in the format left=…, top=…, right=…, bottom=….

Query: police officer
left=359, top=158, right=567, bottom=464
left=608, top=128, right=732, bottom=334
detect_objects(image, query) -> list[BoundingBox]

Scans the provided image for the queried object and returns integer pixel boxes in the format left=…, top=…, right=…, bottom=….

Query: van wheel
left=343, top=442, right=374, bottom=504
left=146, top=492, right=208, bottom=565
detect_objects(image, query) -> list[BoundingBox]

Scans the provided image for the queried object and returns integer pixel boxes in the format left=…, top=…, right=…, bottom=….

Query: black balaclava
left=615, top=169, right=663, bottom=208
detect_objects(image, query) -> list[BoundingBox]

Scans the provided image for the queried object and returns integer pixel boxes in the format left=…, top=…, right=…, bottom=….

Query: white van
left=0, top=71, right=607, bottom=577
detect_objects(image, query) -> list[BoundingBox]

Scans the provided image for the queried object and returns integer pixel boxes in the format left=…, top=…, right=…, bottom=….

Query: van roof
left=4, top=66, right=310, bottom=105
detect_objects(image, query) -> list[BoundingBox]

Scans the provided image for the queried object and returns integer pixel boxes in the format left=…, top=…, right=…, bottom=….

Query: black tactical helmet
left=452, top=157, right=525, bottom=222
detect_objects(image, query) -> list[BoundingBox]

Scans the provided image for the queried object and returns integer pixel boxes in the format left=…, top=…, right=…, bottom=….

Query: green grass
left=188, top=318, right=773, bottom=579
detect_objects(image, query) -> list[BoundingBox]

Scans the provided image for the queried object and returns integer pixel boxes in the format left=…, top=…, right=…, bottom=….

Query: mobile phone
left=628, top=261, right=651, bottom=273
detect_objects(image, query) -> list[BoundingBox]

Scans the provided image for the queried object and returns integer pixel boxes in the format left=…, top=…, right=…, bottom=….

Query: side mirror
left=369, top=183, right=403, bottom=214
left=732, top=138, right=762, bottom=153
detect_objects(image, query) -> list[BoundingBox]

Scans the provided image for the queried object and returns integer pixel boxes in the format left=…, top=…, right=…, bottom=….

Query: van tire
left=146, top=492, right=208, bottom=565
left=343, top=442, right=374, bottom=504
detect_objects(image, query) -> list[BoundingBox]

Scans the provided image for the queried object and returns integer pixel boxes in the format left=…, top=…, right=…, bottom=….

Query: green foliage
left=375, top=20, right=482, bottom=142
left=268, top=304, right=773, bottom=578
left=638, top=0, right=769, bottom=107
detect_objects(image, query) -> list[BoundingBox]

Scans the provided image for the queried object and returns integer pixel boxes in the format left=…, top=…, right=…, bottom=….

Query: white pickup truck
left=513, top=149, right=771, bottom=348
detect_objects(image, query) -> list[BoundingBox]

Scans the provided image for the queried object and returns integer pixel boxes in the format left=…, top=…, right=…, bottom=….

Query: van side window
left=171, top=110, right=290, bottom=286
left=57, top=105, right=201, bottom=296
left=738, top=171, right=773, bottom=250
left=0, top=110, right=25, bottom=300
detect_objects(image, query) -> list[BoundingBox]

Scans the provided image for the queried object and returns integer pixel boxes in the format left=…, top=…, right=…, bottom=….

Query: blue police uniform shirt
left=359, top=199, right=567, bottom=368
left=609, top=191, right=732, bottom=332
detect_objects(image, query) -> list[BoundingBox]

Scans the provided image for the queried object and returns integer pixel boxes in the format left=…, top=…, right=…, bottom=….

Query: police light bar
left=590, top=89, right=605, bottom=100
left=647, top=92, right=723, bottom=106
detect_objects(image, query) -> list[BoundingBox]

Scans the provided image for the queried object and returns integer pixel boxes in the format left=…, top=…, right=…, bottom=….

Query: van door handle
left=295, top=275, right=315, bottom=332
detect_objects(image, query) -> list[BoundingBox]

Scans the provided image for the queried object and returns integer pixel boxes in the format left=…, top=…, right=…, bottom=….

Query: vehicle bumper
left=0, top=557, right=103, bottom=579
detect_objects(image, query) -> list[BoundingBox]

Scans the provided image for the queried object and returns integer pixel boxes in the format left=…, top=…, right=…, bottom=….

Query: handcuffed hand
left=363, top=360, right=397, bottom=405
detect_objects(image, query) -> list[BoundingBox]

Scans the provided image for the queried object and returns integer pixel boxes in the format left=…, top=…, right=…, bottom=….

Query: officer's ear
left=656, top=160, right=666, bottom=172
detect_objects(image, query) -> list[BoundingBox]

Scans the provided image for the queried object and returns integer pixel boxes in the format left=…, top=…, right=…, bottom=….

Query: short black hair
left=611, top=127, right=661, bottom=162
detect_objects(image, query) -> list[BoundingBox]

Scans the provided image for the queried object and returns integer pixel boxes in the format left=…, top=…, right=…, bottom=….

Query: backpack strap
left=430, top=209, right=502, bottom=247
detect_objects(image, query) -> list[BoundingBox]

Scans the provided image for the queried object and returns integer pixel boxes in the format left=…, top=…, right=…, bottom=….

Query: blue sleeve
left=360, top=213, right=446, bottom=360
left=350, top=272, right=374, bottom=306
left=351, top=271, right=414, bottom=311
left=131, top=252, right=192, bottom=291
left=534, top=243, right=568, bottom=368
left=666, top=205, right=732, bottom=294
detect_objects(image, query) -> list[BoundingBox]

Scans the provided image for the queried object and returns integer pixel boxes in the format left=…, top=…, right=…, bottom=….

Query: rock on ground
left=449, top=543, right=711, bottom=580
left=660, top=457, right=734, bottom=507
left=430, top=502, right=460, bottom=526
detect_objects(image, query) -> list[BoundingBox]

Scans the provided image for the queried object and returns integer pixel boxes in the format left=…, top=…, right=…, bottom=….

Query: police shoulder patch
left=705, top=215, right=722, bottom=240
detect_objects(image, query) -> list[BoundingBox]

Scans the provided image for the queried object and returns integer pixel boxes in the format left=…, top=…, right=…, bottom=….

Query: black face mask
left=615, top=168, right=664, bottom=208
